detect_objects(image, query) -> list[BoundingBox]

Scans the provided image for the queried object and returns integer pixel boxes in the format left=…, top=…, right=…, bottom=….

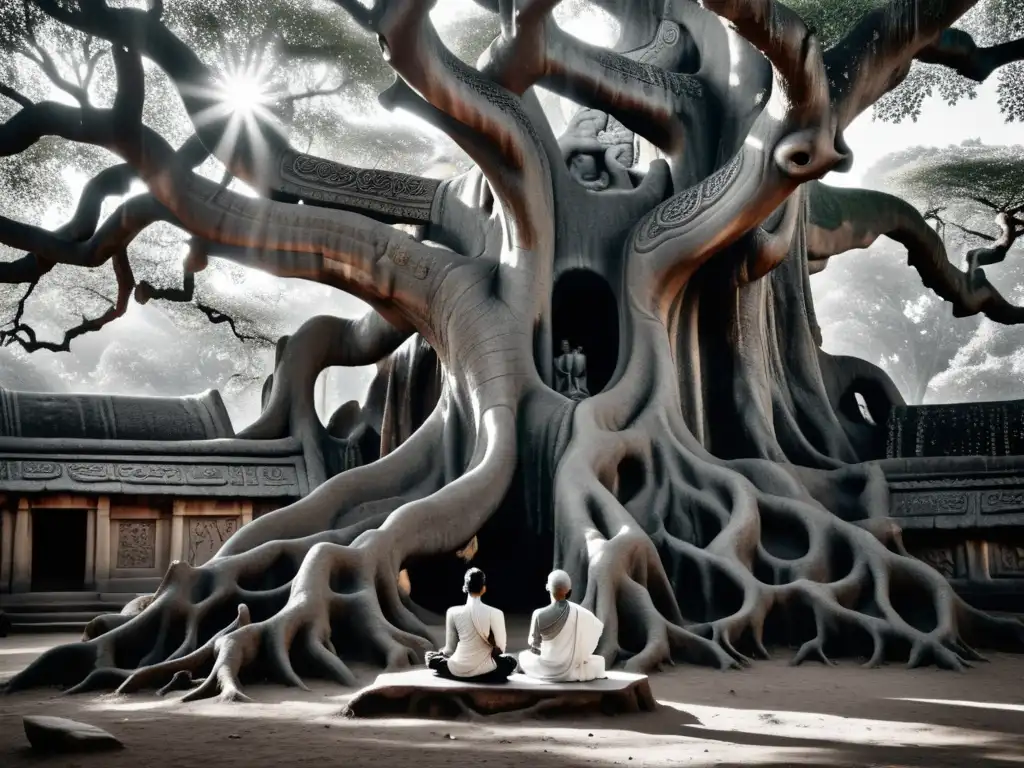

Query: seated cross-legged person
left=518, top=569, right=607, bottom=682
left=424, top=568, right=518, bottom=683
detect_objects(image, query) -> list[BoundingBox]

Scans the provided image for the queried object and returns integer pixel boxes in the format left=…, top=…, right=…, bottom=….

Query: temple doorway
left=552, top=269, right=619, bottom=396
left=31, top=509, right=87, bottom=591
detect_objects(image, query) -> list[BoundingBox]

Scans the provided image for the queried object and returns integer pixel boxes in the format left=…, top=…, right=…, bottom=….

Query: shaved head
left=546, top=569, right=572, bottom=600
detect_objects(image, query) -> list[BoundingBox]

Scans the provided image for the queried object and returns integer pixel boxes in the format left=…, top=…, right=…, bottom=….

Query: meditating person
left=424, top=568, right=518, bottom=682
left=518, top=569, right=607, bottom=682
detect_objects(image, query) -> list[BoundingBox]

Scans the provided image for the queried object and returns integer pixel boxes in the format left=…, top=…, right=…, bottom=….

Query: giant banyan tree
left=4, top=0, right=1024, bottom=701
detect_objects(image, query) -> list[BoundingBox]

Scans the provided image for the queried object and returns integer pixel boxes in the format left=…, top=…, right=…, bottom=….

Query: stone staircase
left=0, top=592, right=135, bottom=634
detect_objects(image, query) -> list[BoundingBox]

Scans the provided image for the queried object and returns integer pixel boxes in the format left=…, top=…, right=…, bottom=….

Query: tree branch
left=135, top=269, right=273, bottom=345
left=478, top=6, right=703, bottom=155
left=0, top=80, right=464, bottom=333
left=825, top=0, right=982, bottom=132
left=350, top=0, right=554, bottom=254
left=633, top=0, right=842, bottom=304
left=31, top=0, right=442, bottom=226
left=917, top=28, right=1024, bottom=82
left=807, top=182, right=1024, bottom=324
left=0, top=250, right=135, bottom=353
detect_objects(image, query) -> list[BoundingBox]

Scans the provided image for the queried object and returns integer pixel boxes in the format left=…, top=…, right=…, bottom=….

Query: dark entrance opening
left=552, top=269, right=619, bottom=396
left=403, top=477, right=554, bottom=617
left=31, top=509, right=87, bottom=591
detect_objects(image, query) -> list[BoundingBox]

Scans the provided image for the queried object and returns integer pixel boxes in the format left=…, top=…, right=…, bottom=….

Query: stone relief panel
left=891, top=492, right=970, bottom=517
left=913, top=547, right=958, bottom=579
left=991, top=543, right=1024, bottom=577
left=116, top=521, right=156, bottom=569
left=186, top=517, right=240, bottom=567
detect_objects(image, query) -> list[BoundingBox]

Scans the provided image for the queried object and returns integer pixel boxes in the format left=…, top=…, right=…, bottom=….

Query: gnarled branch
left=807, top=182, right=1024, bottom=324
left=357, top=0, right=553, bottom=252
left=633, top=0, right=841, bottom=303
left=31, top=0, right=442, bottom=226
left=479, top=6, right=702, bottom=155
left=825, top=0, right=982, bottom=131
left=917, top=28, right=1024, bottom=82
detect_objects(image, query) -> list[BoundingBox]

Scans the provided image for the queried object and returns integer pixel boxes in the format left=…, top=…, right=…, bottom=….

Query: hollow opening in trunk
left=551, top=269, right=619, bottom=397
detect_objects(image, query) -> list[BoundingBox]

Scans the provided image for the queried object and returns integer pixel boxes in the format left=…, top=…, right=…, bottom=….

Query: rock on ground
left=23, top=715, right=124, bottom=753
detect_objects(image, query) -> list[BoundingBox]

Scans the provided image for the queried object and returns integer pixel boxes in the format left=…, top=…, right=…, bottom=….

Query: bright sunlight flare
left=218, top=71, right=272, bottom=115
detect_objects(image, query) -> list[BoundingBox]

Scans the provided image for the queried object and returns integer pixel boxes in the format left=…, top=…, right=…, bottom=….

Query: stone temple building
left=0, top=387, right=309, bottom=631
left=2, top=382, right=1024, bottom=632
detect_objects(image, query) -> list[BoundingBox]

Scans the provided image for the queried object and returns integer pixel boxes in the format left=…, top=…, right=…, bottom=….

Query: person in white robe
left=518, top=570, right=607, bottom=682
left=424, top=568, right=517, bottom=682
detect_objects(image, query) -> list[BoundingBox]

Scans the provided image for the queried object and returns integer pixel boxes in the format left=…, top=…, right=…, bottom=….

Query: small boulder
left=23, top=716, right=123, bottom=753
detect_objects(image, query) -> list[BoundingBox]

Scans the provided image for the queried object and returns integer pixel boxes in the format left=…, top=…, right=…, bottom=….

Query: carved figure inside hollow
left=554, top=339, right=590, bottom=401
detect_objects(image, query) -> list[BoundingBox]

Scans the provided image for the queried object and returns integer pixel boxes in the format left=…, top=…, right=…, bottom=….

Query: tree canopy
left=5, top=0, right=1024, bottom=702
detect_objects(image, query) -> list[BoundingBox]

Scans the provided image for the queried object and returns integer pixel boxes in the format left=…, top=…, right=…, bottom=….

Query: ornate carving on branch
left=186, top=516, right=240, bottom=567
left=277, top=151, right=440, bottom=222
left=892, top=492, right=970, bottom=517
left=593, top=50, right=703, bottom=100
left=633, top=154, right=743, bottom=251
left=117, top=521, right=156, bottom=569
left=439, top=46, right=542, bottom=147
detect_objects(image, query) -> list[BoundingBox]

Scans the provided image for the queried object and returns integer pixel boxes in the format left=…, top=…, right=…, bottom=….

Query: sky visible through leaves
left=0, top=0, right=1021, bottom=429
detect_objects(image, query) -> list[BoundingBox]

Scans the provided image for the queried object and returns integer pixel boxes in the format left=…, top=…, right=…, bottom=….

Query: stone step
left=8, top=621, right=91, bottom=633
left=4, top=602, right=126, bottom=614
left=1, top=591, right=137, bottom=605
left=7, top=611, right=111, bottom=625
left=1, top=592, right=135, bottom=634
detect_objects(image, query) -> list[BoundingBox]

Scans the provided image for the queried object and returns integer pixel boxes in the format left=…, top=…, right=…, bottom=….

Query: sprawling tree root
left=555, top=297, right=1024, bottom=675
left=6, top=0, right=1024, bottom=706
left=7, top=398, right=521, bottom=701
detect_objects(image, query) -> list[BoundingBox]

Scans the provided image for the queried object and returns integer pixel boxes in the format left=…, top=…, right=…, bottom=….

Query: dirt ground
left=2, top=629, right=1023, bottom=768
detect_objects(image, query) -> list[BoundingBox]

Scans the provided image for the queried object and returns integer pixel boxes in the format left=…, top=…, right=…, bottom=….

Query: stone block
left=342, top=669, right=656, bottom=720
left=23, top=716, right=123, bottom=753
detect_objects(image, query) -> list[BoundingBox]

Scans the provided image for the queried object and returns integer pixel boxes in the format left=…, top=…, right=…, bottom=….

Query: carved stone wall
left=887, top=400, right=1024, bottom=458
left=115, top=521, right=156, bottom=569
left=185, top=516, right=239, bottom=567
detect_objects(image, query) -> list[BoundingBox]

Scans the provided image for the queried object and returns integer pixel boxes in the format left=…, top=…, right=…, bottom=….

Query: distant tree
left=888, top=141, right=1024, bottom=295
left=814, top=238, right=982, bottom=403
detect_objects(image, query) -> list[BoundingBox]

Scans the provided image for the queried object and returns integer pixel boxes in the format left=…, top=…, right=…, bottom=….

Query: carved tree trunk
left=6, top=0, right=1024, bottom=700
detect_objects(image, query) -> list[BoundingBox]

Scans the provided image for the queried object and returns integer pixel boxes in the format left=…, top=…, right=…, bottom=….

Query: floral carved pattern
left=117, top=521, right=156, bottom=569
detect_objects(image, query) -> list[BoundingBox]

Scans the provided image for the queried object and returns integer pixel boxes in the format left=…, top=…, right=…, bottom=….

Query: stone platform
left=342, top=669, right=656, bottom=720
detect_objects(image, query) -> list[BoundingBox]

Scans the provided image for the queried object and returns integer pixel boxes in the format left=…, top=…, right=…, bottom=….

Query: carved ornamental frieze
left=0, top=458, right=303, bottom=497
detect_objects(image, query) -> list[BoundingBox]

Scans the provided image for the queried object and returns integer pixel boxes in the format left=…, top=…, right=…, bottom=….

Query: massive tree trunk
left=5, top=0, right=1024, bottom=700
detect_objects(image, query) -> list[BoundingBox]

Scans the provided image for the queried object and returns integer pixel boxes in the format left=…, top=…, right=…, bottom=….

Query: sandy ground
left=2, top=629, right=1024, bottom=767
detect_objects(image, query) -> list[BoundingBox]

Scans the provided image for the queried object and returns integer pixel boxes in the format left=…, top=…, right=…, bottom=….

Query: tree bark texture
left=4, top=0, right=1024, bottom=701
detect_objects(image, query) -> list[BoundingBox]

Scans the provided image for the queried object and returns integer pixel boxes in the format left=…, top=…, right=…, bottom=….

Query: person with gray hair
left=518, top=569, right=607, bottom=682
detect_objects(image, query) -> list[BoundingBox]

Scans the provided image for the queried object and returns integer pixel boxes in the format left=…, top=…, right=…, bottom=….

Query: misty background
left=1, top=0, right=1021, bottom=432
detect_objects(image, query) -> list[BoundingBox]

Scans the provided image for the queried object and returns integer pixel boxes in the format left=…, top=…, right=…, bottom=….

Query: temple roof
left=0, top=387, right=234, bottom=442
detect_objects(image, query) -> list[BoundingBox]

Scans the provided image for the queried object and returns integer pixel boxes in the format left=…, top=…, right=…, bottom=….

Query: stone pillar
left=0, top=505, right=13, bottom=592
left=967, top=540, right=991, bottom=581
left=241, top=500, right=253, bottom=526
left=95, top=495, right=111, bottom=589
left=85, top=507, right=96, bottom=590
left=170, top=500, right=185, bottom=564
left=12, top=498, right=32, bottom=593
